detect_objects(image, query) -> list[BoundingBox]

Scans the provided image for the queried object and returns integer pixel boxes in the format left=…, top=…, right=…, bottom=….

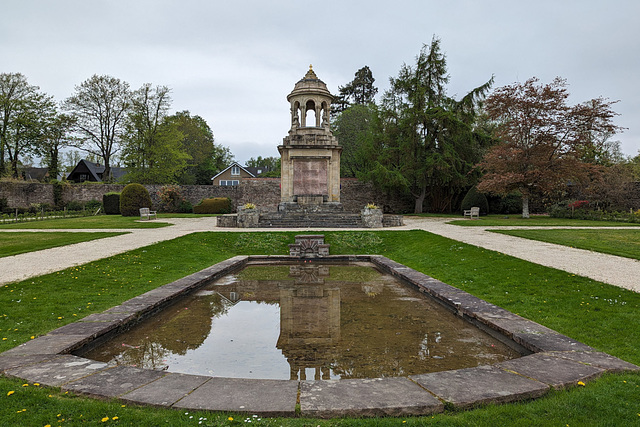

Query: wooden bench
left=139, top=207, right=157, bottom=220
left=463, top=206, right=480, bottom=219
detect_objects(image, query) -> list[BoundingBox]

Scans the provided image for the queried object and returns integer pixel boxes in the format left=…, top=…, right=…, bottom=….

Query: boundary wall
left=0, top=179, right=414, bottom=214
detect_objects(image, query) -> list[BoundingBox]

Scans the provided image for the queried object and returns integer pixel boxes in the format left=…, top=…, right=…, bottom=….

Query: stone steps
left=259, top=213, right=363, bottom=228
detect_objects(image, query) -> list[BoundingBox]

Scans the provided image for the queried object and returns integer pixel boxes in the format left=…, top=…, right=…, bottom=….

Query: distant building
left=210, top=162, right=257, bottom=186
left=66, top=159, right=128, bottom=183
left=20, top=167, right=50, bottom=182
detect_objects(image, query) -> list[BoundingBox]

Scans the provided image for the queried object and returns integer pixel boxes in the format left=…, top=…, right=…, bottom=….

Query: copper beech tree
left=477, top=77, right=622, bottom=218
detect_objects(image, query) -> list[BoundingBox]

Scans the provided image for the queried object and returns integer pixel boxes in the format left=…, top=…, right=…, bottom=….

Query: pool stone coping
left=0, top=254, right=638, bottom=418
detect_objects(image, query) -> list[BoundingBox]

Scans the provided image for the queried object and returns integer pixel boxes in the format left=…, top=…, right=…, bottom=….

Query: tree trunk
left=49, top=148, right=59, bottom=182
left=522, top=195, right=530, bottom=219
left=414, top=184, right=427, bottom=214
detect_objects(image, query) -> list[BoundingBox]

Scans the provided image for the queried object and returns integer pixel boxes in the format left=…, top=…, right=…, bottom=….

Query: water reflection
left=83, top=263, right=520, bottom=380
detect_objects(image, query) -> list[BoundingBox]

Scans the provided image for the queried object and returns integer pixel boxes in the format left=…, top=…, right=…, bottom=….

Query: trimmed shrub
left=85, top=199, right=102, bottom=212
left=120, top=183, right=153, bottom=217
left=193, top=197, right=232, bottom=214
left=460, top=187, right=489, bottom=216
left=177, top=199, right=193, bottom=213
left=66, top=200, right=83, bottom=211
left=103, top=192, right=121, bottom=215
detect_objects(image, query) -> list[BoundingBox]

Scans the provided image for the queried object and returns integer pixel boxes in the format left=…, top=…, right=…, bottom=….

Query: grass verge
left=0, top=215, right=171, bottom=229
left=0, top=232, right=126, bottom=258
left=1, top=230, right=639, bottom=425
left=1, top=373, right=638, bottom=426
left=447, top=215, right=640, bottom=227
left=492, top=229, right=640, bottom=260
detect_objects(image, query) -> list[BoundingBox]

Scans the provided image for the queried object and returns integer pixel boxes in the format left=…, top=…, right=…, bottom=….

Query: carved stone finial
left=304, top=65, right=318, bottom=80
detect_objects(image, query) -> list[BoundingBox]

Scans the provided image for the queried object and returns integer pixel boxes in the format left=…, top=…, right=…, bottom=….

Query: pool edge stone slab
left=119, top=372, right=212, bottom=407
left=410, top=365, right=550, bottom=409
left=172, top=377, right=298, bottom=417
left=300, top=377, right=444, bottom=418
left=1, top=254, right=638, bottom=418
left=498, top=353, right=605, bottom=390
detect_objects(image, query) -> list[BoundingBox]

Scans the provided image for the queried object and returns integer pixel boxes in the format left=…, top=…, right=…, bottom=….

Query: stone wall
left=0, top=180, right=415, bottom=213
left=25, top=179, right=640, bottom=214
left=0, top=182, right=55, bottom=208
left=237, top=178, right=281, bottom=211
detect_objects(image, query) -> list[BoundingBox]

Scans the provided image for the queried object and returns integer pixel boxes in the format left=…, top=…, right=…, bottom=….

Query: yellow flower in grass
left=577, top=381, right=586, bottom=386
left=7, top=390, right=14, bottom=396
left=101, top=416, right=109, bottom=422
left=228, top=416, right=234, bottom=421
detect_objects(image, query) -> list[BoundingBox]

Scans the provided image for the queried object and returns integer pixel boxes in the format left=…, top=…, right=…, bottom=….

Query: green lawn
left=493, top=229, right=640, bottom=260
left=0, top=215, right=171, bottom=229
left=0, top=232, right=126, bottom=258
left=1, top=230, right=639, bottom=425
left=447, top=214, right=640, bottom=227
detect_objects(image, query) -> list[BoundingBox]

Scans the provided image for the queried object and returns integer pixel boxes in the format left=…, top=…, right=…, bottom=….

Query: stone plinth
left=361, top=208, right=383, bottom=228
left=237, top=209, right=259, bottom=228
left=289, top=234, right=330, bottom=257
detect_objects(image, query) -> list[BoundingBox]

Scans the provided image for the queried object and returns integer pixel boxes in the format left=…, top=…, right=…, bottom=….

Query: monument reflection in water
left=84, top=263, right=520, bottom=380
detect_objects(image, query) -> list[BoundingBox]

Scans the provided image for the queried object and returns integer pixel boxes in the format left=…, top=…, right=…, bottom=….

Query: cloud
left=2, top=0, right=638, bottom=159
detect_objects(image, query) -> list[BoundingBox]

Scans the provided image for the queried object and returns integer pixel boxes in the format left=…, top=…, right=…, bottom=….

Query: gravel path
left=0, top=217, right=638, bottom=292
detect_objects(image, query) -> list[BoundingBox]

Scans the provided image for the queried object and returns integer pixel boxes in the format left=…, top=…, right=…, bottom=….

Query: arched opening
left=321, top=101, right=329, bottom=128
left=305, top=100, right=317, bottom=127
left=292, top=101, right=301, bottom=128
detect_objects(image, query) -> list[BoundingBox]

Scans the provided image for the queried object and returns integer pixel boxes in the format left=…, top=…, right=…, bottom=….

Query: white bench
left=463, top=206, right=480, bottom=219
left=139, top=207, right=157, bottom=220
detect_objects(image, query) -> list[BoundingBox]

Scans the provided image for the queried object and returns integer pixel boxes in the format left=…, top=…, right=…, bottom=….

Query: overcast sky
left=2, top=0, right=639, bottom=164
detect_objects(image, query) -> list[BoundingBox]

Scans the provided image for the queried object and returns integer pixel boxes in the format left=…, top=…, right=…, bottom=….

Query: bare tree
left=63, top=75, right=131, bottom=181
left=0, top=73, right=38, bottom=176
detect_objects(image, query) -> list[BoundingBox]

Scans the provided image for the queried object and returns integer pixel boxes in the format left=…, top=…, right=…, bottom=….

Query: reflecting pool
left=84, top=262, right=520, bottom=380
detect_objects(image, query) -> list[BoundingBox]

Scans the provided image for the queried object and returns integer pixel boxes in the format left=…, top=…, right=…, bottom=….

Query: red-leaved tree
left=477, top=77, right=621, bottom=218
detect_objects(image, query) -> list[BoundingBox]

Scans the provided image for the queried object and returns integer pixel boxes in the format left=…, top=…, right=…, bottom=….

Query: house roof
left=20, top=167, right=49, bottom=181
left=210, top=162, right=256, bottom=181
left=67, top=159, right=128, bottom=182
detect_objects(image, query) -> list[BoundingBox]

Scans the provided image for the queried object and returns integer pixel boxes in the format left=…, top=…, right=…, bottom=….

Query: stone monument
left=278, top=65, right=342, bottom=211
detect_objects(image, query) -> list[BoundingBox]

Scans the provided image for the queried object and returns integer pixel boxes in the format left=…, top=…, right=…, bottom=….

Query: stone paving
left=0, top=255, right=637, bottom=418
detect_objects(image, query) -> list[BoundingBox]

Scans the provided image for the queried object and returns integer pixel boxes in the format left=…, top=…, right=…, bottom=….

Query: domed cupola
left=287, top=65, right=335, bottom=131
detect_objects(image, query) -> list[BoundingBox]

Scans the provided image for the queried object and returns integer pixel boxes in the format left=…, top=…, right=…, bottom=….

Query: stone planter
left=361, top=208, right=383, bottom=228
left=237, top=208, right=260, bottom=228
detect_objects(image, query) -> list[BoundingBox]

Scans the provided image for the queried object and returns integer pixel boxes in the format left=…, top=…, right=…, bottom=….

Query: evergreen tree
left=332, top=66, right=378, bottom=117
left=362, top=37, right=493, bottom=213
